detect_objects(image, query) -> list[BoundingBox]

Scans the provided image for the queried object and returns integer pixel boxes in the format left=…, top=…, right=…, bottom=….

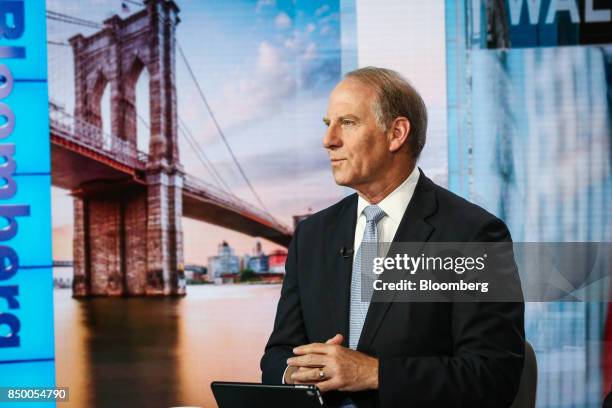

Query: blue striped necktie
left=341, top=205, right=386, bottom=408
left=349, top=204, right=386, bottom=350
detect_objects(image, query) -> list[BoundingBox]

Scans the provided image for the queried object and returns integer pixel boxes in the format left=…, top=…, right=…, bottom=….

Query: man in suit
left=261, top=67, right=525, bottom=407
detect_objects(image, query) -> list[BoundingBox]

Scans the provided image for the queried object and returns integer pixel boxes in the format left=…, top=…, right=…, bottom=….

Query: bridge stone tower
left=68, top=0, right=185, bottom=296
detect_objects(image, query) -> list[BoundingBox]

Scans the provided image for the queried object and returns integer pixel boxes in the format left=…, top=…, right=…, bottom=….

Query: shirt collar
left=357, top=166, right=420, bottom=223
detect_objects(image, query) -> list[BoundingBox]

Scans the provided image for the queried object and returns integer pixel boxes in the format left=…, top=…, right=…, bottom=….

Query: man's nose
left=323, top=124, right=341, bottom=149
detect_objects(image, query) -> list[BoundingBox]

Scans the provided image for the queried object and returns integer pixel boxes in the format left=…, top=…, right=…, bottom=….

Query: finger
left=293, top=343, right=333, bottom=355
left=291, top=367, right=326, bottom=383
left=293, top=367, right=316, bottom=385
left=287, top=353, right=327, bottom=368
left=283, top=366, right=298, bottom=384
left=325, top=334, right=344, bottom=345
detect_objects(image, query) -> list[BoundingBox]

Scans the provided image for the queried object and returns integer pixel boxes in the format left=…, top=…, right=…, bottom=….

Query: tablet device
left=211, top=381, right=326, bottom=408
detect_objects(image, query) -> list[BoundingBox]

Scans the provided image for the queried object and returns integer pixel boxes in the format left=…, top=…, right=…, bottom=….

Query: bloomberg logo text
left=0, top=0, right=31, bottom=349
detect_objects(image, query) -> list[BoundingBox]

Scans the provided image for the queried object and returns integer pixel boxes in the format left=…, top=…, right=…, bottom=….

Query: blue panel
left=0, top=360, right=55, bottom=408
left=0, top=267, right=54, bottom=361
left=0, top=0, right=55, bottom=402
left=0, top=175, right=52, bottom=267
left=0, top=81, right=50, bottom=174
left=0, top=1, right=48, bottom=80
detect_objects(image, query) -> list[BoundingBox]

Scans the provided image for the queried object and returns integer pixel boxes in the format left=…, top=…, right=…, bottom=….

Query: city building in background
left=184, top=264, right=208, bottom=283
left=240, top=240, right=288, bottom=282
left=242, top=240, right=270, bottom=274
left=253, top=241, right=263, bottom=256
left=245, top=254, right=270, bottom=274
left=207, top=241, right=240, bottom=281
left=268, top=250, right=288, bottom=274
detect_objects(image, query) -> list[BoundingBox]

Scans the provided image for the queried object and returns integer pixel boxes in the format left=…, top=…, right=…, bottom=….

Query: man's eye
left=342, top=120, right=354, bottom=126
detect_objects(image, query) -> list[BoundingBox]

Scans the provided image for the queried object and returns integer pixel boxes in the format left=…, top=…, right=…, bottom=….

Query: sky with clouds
left=46, top=0, right=448, bottom=264
left=47, top=0, right=347, bottom=263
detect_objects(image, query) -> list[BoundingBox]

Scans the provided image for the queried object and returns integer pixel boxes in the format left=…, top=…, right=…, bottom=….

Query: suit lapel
left=324, top=194, right=358, bottom=348
left=357, top=169, right=438, bottom=351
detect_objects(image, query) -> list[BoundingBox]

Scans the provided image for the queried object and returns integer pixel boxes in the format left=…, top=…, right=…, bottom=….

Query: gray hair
left=345, top=66, right=428, bottom=160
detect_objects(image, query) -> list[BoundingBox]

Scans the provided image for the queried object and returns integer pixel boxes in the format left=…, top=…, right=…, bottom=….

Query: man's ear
left=388, top=117, right=410, bottom=153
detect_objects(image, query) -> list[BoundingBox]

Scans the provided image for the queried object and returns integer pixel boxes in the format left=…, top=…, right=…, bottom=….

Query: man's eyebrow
left=323, top=114, right=359, bottom=126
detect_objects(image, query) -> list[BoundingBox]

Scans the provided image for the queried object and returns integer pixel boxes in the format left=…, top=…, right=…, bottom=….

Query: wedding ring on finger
left=318, top=368, right=325, bottom=380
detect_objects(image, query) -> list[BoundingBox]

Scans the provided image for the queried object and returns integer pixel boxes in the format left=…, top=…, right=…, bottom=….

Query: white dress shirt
left=353, top=165, right=420, bottom=255
left=282, top=167, right=420, bottom=384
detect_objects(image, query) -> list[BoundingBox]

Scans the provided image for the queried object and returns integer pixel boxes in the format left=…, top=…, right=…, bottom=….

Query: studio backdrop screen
left=0, top=0, right=609, bottom=407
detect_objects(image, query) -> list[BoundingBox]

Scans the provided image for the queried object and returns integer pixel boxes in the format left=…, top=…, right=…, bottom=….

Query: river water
left=53, top=284, right=282, bottom=408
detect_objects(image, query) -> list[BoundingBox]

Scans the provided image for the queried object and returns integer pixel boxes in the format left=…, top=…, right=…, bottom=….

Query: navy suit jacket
left=261, top=170, right=525, bottom=407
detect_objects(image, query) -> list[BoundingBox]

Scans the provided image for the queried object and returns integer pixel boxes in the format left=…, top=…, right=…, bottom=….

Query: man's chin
left=331, top=174, right=353, bottom=188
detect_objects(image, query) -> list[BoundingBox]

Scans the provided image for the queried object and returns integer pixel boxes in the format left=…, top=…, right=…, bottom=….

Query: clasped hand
left=285, top=334, right=379, bottom=392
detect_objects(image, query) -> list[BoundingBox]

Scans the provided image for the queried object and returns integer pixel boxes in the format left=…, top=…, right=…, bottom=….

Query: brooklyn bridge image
left=48, top=0, right=293, bottom=297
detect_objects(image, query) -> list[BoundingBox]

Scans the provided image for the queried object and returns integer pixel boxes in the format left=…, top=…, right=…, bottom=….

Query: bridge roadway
left=49, top=104, right=293, bottom=247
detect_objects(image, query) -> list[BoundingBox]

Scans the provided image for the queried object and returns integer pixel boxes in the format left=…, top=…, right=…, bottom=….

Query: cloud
left=175, top=39, right=304, bottom=152
left=317, top=11, right=341, bottom=36
left=319, top=11, right=340, bottom=25
left=300, top=54, right=341, bottom=92
left=177, top=4, right=343, bottom=170
left=284, top=36, right=298, bottom=50
left=279, top=26, right=341, bottom=94
left=275, top=12, right=292, bottom=30
left=257, top=41, right=282, bottom=69
left=218, top=42, right=297, bottom=124
left=302, top=42, right=317, bottom=61
left=255, top=0, right=276, bottom=13
left=315, top=5, right=330, bottom=17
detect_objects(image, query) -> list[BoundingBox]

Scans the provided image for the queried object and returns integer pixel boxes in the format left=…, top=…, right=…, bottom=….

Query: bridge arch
left=66, top=0, right=185, bottom=297
left=125, top=56, right=152, bottom=155
left=54, top=0, right=292, bottom=297
left=89, top=71, right=108, bottom=129
left=69, top=0, right=180, bottom=165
